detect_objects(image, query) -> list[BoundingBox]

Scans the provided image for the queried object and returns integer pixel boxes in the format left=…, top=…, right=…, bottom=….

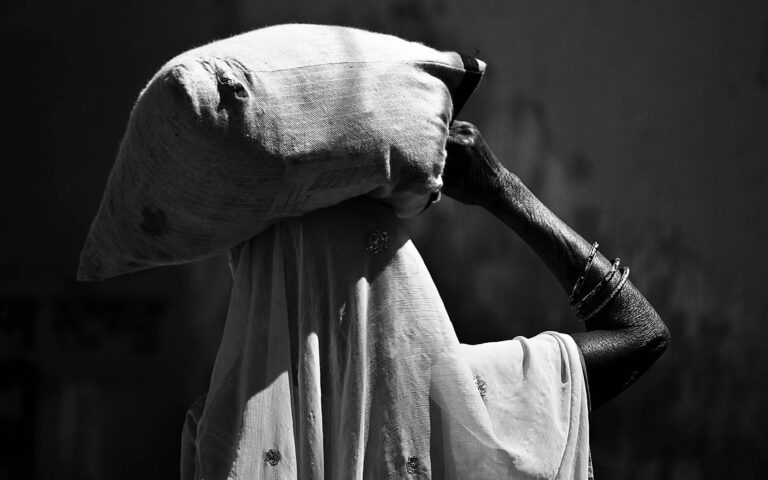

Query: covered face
left=183, top=197, right=591, bottom=480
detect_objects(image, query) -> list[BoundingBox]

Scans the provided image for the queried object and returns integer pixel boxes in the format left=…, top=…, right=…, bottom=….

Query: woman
left=180, top=121, right=669, bottom=480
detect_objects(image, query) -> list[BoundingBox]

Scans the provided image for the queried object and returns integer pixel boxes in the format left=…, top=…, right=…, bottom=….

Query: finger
left=446, top=134, right=474, bottom=147
left=449, top=120, right=478, bottom=135
left=449, top=119, right=475, bottom=131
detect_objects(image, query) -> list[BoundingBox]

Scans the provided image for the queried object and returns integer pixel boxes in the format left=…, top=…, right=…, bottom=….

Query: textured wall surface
left=1, top=0, right=766, bottom=478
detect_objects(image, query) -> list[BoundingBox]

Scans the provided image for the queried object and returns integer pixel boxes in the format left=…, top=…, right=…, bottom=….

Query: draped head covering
left=181, top=197, right=591, bottom=479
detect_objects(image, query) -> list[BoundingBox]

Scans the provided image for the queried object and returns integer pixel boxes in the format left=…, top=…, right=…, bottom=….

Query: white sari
left=181, top=198, right=591, bottom=479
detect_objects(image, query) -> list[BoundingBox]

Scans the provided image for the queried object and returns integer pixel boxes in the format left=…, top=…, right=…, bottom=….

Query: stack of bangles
left=568, top=242, right=630, bottom=321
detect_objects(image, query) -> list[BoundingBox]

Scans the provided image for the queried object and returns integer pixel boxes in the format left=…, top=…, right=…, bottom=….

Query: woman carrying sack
left=179, top=121, right=668, bottom=480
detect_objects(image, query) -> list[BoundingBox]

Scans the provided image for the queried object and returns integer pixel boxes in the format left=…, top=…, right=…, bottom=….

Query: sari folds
left=182, top=198, right=591, bottom=479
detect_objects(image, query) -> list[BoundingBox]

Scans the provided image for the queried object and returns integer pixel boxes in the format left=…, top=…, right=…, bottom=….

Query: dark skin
left=443, top=120, right=670, bottom=408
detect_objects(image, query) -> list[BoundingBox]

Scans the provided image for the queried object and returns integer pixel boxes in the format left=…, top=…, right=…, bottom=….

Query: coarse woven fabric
left=77, top=24, right=485, bottom=281
left=180, top=198, right=591, bottom=480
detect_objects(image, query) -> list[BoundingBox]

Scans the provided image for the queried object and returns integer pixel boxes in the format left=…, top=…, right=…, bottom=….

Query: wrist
left=485, top=169, right=523, bottom=214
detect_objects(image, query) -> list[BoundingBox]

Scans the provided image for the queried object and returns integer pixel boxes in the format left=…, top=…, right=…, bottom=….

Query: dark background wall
left=1, top=0, right=766, bottom=478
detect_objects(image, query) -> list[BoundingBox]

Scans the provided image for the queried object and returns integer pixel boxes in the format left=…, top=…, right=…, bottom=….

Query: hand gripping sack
left=77, top=24, right=485, bottom=280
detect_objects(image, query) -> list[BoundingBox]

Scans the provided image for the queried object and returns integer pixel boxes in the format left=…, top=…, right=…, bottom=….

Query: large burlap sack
left=78, top=24, right=485, bottom=281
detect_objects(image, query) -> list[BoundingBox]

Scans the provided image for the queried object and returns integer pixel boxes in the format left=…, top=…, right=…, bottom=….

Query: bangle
left=580, top=266, right=631, bottom=321
left=572, top=257, right=621, bottom=314
left=569, top=242, right=599, bottom=304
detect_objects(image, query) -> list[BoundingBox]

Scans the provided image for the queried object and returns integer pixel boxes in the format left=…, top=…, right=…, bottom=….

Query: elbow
left=638, top=312, right=670, bottom=363
left=653, top=317, right=671, bottom=356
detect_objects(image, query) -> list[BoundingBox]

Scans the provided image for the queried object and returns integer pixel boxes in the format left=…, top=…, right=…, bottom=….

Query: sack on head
left=77, top=24, right=485, bottom=280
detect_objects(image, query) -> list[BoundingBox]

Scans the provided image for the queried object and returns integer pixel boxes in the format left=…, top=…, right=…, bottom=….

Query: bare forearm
left=487, top=171, right=608, bottom=292
left=487, top=171, right=670, bottom=407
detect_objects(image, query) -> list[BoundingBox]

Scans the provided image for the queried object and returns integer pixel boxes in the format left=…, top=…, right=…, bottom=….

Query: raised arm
left=442, top=121, right=670, bottom=408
